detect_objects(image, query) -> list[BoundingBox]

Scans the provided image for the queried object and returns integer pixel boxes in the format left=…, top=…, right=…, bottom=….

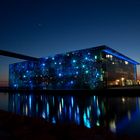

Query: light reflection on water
left=0, top=92, right=140, bottom=135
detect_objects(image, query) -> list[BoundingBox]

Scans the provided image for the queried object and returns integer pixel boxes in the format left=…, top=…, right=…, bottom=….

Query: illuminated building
left=9, top=45, right=139, bottom=89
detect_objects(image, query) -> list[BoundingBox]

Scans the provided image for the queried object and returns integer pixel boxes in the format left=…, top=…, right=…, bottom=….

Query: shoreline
left=0, top=87, right=140, bottom=96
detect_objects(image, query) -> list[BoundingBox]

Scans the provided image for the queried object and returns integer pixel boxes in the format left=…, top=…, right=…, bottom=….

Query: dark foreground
left=0, top=110, right=139, bottom=140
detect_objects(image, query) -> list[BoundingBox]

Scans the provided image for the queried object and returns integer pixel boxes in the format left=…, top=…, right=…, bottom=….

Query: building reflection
left=8, top=93, right=139, bottom=133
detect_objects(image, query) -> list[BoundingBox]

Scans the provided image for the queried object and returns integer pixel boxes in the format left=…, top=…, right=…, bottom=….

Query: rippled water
left=0, top=92, right=140, bottom=136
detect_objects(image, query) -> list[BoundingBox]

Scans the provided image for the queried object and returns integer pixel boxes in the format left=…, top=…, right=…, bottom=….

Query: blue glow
left=47, top=103, right=49, bottom=116
left=83, top=112, right=91, bottom=128
left=71, top=97, right=74, bottom=107
left=42, top=63, right=45, bottom=66
left=95, top=56, right=97, bottom=59
left=76, top=71, right=79, bottom=75
left=87, top=108, right=90, bottom=118
left=58, top=73, right=62, bottom=77
left=42, top=111, right=46, bottom=119
left=72, top=59, right=76, bottom=63
left=70, top=81, right=74, bottom=84
left=69, top=106, right=72, bottom=120
left=97, top=107, right=101, bottom=116
left=82, top=65, right=85, bottom=68
left=85, top=70, right=89, bottom=74
left=93, top=96, right=96, bottom=102
left=29, top=95, right=32, bottom=110
left=36, top=103, right=38, bottom=113
left=85, top=57, right=88, bottom=60
left=61, top=98, right=64, bottom=108
left=77, top=106, right=79, bottom=113
left=52, top=96, right=55, bottom=106
left=103, top=49, right=139, bottom=65
left=52, top=117, right=56, bottom=124
left=14, top=84, right=18, bottom=87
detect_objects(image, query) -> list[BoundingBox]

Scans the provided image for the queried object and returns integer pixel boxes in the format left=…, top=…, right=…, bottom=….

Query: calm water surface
left=0, top=92, right=140, bottom=136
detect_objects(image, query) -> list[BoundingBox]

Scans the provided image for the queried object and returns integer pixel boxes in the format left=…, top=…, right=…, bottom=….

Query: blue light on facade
left=103, top=49, right=139, bottom=65
left=9, top=46, right=139, bottom=90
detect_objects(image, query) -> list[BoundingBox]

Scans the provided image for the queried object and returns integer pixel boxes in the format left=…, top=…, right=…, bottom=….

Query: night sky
left=0, top=0, right=140, bottom=84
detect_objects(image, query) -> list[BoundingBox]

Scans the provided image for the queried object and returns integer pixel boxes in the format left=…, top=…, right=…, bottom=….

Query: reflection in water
left=8, top=93, right=139, bottom=134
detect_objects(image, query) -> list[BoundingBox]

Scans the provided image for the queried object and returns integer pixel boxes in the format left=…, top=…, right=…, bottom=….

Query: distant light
left=71, top=97, right=74, bottom=107
left=85, top=57, right=88, bottom=60
left=96, top=73, right=99, bottom=77
left=52, top=117, right=56, bottom=124
left=77, top=106, right=79, bottom=113
left=121, top=77, right=125, bottom=81
left=76, top=71, right=79, bottom=75
left=42, top=112, right=46, bottom=119
left=95, top=56, right=97, bottom=59
left=42, top=63, right=45, bottom=66
left=72, top=59, right=76, bottom=63
left=85, top=70, right=89, bottom=74
left=109, top=121, right=116, bottom=133
left=96, top=121, right=100, bottom=126
left=82, top=65, right=85, bottom=68
left=61, top=98, right=64, bottom=107
left=59, top=62, right=62, bottom=65
left=14, top=84, right=17, bottom=87
left=122, top=97, right=125, bottom=103
left=70, top=81, right=74, bottom=84
left=52, top=57, right=55, bottom=60
left=125, top=61, right=128, bottom=65
left=23, top=75, right=26, bottom=78
left=58, top=73, right=62, bottom=77
left=54, top=62, right=57, bottom=65
left=97, top=107, right=101, bottom=116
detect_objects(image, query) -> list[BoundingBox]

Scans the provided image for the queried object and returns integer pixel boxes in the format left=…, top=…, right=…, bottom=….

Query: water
left=0, top=92, right=140, bottom=136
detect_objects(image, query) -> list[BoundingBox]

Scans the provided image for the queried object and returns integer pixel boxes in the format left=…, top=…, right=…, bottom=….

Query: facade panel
left=9, top=46, right=139, bottom=89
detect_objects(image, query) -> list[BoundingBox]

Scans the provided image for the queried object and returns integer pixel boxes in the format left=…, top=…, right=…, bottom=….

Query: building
left=9, top=45, right=139, bottom=89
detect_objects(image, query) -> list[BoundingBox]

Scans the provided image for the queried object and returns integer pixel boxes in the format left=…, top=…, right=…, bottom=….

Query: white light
left=125, top=61, right=128, bottom=65
left=95, top=56, right=97, bottom=59
left=121, top=77, right=125, bottom=81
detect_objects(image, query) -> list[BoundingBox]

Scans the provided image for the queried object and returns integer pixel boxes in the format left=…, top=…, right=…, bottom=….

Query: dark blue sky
left=0, top=0, right=140, bottom=82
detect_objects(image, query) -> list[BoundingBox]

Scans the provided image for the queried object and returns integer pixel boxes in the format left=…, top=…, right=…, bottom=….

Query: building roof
left=101, top=45, right=140, bottom=65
